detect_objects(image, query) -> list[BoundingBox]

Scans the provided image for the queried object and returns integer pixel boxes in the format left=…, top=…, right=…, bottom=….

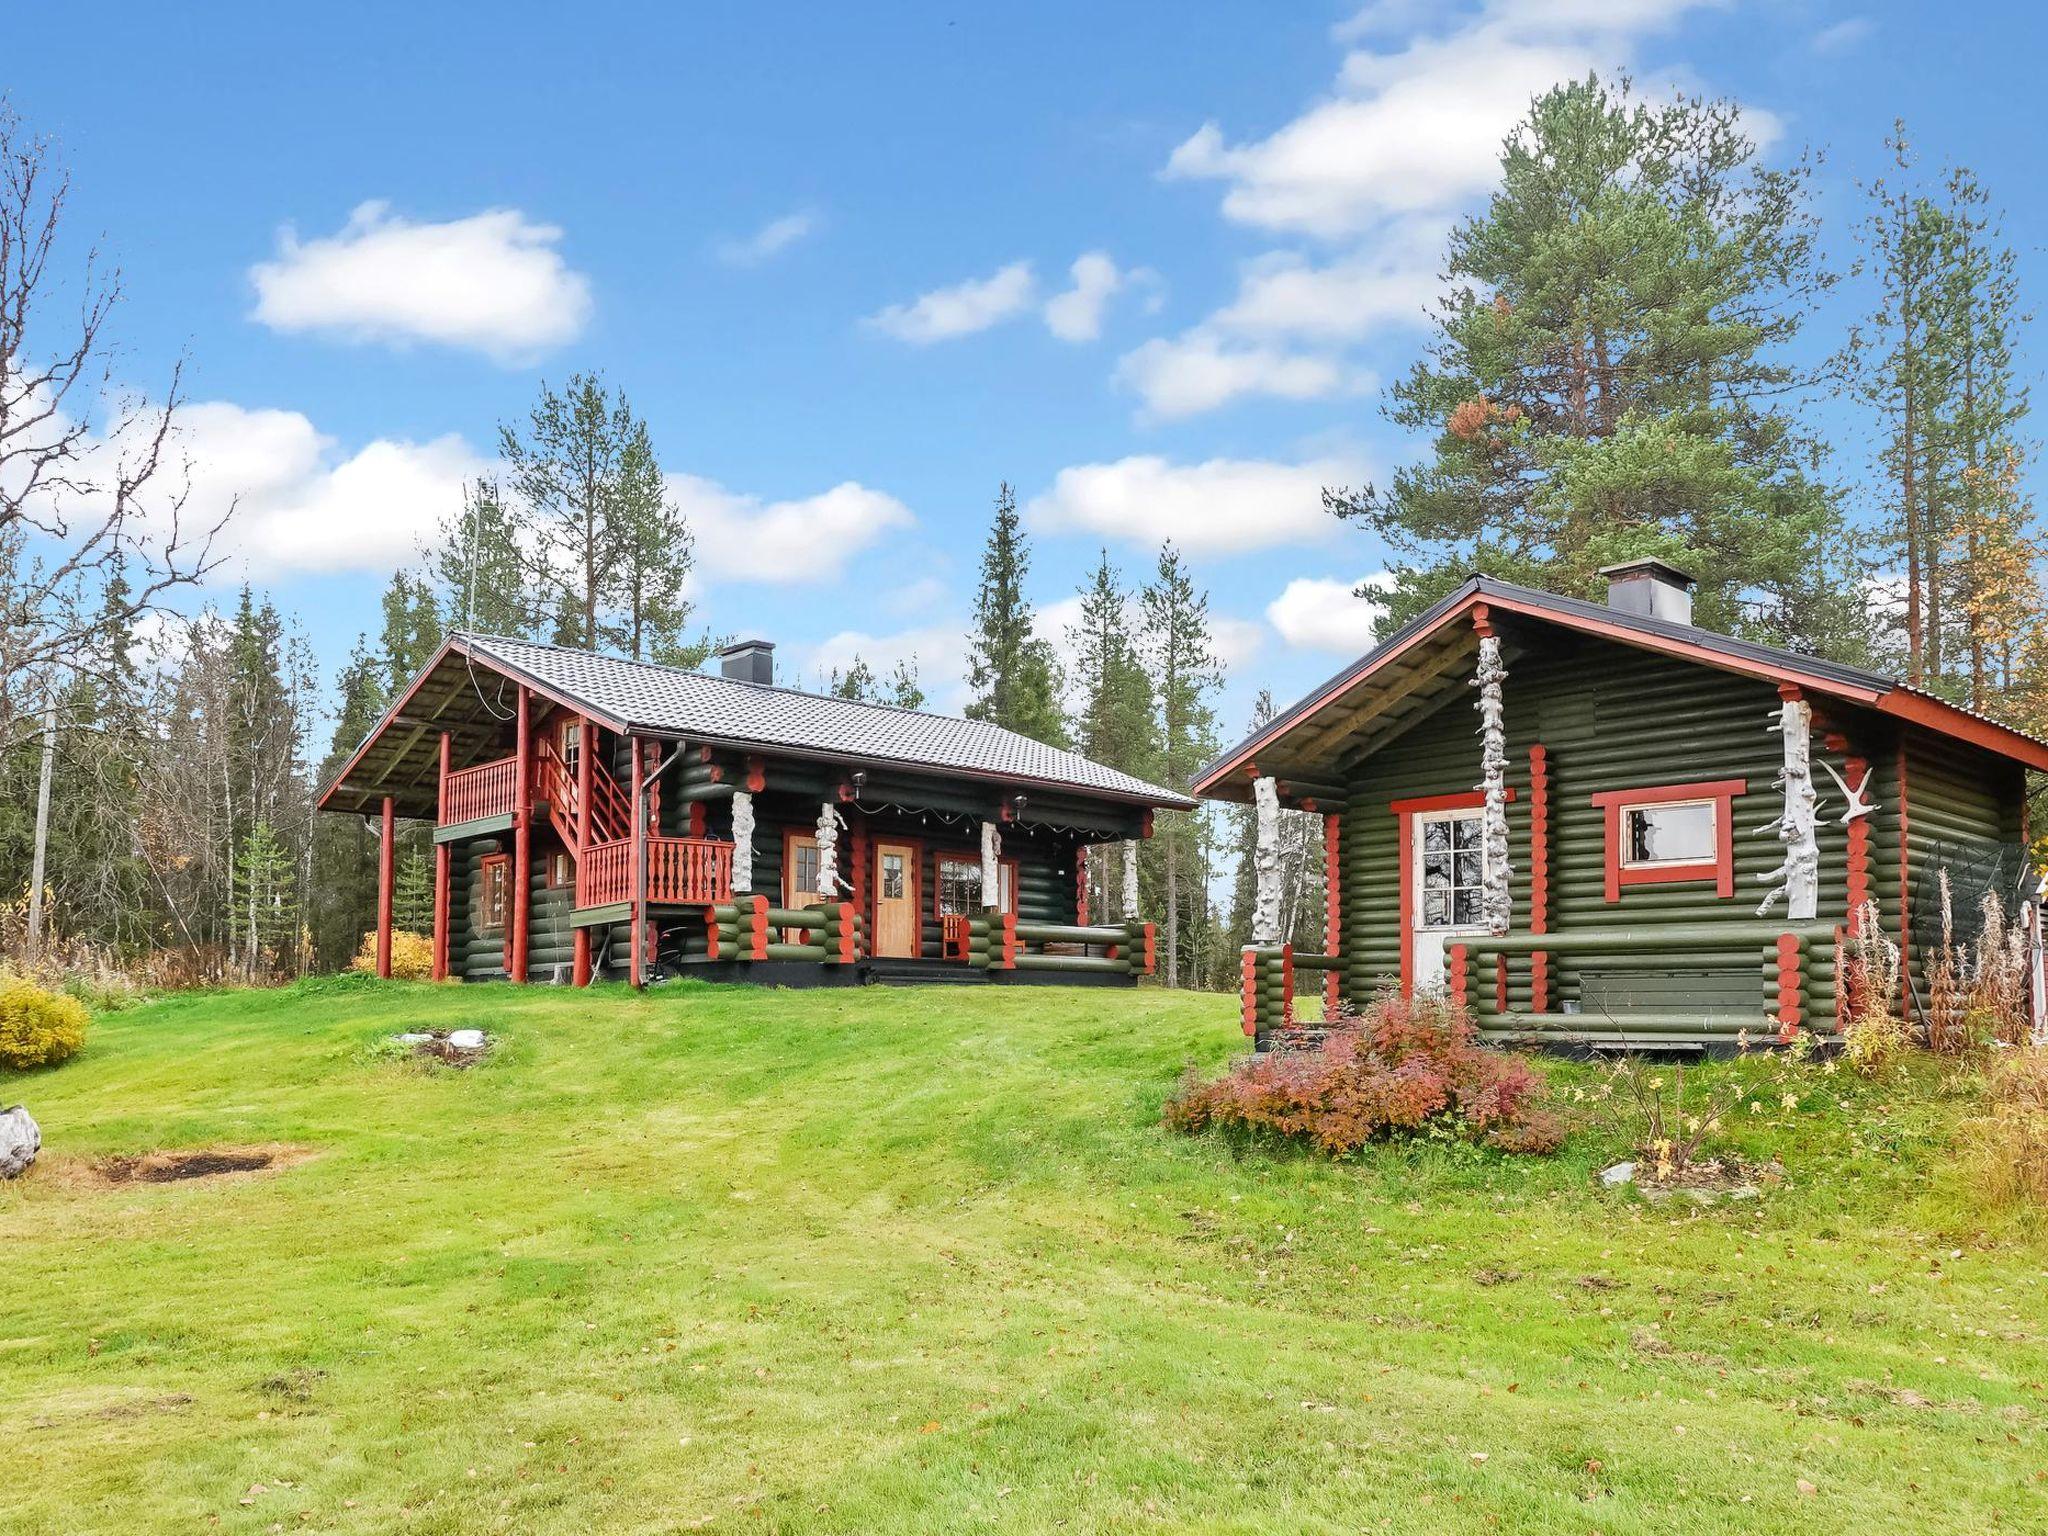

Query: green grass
left=3, top=978, right=2043, bottom=1534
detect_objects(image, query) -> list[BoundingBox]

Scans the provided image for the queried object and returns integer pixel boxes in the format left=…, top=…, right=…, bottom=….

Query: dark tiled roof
left=461, top=633, right=1196, bottom=808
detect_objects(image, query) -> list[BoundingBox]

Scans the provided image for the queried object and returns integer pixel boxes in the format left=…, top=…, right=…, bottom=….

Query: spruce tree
left=232, top=819, right=298, bottom=978
left=378, top=570, right=441, bottom=690
left=964, top=482, right=1068, bottom=746
left=394, top=847, right=435, bottom=937
left=307, top=640, right=390, bottom=969
left=1328, top=75, right=1856, bottom=653
left=1067, top=552, right=1158, bottom=778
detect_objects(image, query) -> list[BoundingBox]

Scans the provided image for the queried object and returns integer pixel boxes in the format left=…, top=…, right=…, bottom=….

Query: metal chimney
left=717, top=639, right=775, bottom=686
left=1599, top=558, right=1695, bottom=626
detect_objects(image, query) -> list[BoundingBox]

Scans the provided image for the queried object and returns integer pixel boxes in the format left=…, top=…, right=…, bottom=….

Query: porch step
left=857, top=958, right=989, bottom=986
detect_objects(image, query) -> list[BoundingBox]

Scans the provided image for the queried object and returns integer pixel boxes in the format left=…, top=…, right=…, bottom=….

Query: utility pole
left=26, top=692, right=57, bottom=957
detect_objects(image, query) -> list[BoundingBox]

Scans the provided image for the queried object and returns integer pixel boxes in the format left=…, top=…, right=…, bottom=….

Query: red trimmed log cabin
left=1201, top=560, right=2048, bottom=1051
left=318, top=636, right=1187, bottom=987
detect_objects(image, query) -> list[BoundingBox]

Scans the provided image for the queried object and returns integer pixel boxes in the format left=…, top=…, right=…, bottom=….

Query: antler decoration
left=1819, top=760, right=1876, bottom=824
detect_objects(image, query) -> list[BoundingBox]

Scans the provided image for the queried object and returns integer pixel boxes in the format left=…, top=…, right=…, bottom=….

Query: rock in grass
left=1, top=1104, right=40, bottom=1179
left=447, top=1029, right=487, bottom=1051
left=1599, top=1161, right=1636, bottom=1187
left=395, top=1033, right=433, bottom=1044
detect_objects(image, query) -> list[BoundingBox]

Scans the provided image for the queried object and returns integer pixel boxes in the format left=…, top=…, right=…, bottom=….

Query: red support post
left=1075, top=843, right=1090, bottom=926
left=1278, top=942, right=1294, bottom=1026
left=1239, top=947, right=1258, bottom=1036
left=375, top=794, right=396, bottom=979
left=510, top=687, right=532, bottom=984
left=431, top=733, right=451, bottom=982
left=573, top=712, right=593, bottom=986
left=1775, top=932, right=1803, bottom=1038
left=1447, top=942, right=1469, bottom=1011
left=747, top=893, right=770, bottom=960
left=1528, top=744, right=1550, bottom=1012
left=629, top=735, right=645, bottom=989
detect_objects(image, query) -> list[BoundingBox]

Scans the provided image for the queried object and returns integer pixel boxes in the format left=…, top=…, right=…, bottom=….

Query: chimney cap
left=1597, top=556, right=1696, bottom=589
left=717, top=638, right=775, bottom=657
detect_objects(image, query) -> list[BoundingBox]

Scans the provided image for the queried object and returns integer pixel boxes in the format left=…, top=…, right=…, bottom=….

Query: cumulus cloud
left=1043, top=252, right=1159, bottom=341
left=804, top=623, right=968, bottom=710
left=1164, top=1, right=1723, bottom=237
left=1025, top=454, right=1364, bottom=555
left=1210, top=219, right=1446, bottom=341
left=1810, top=16, right=1872, bottom=52
left=670, top=473, right=916, bottom=583
left=1265, top=572, right=1392, bottom=653
left=1115, top=331, right=1363, bottom=419
left=249, top=201, right=591, bottom=362
left=863, top=261, right=1038, bottom=343
left=716, top=210, right=820, bottom=266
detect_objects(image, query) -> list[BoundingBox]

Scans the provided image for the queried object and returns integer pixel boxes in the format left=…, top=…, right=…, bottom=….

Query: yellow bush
left=0, top=974, right=91, bottom=1069
left=350, top=930, right=436, bottom=981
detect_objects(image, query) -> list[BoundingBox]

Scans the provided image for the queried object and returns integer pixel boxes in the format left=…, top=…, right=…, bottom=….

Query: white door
left=1413, top=808, right=1488, bottom=993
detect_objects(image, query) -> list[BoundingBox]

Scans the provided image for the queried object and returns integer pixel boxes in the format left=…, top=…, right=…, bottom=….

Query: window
left=1589, top=778, right=1746, bottom=902
left=1417, top=812, right=1485, bottom=930
left=560, top=719, right=582, bottom=773
left=478, top=854, right=509, bottom=931
left=546, top=850, right=573, bottom=889
left=1622, top=800, right=1716, bottom=867
left=786, top=835, right=823, bottom=906
left=880, top=853, right=906, bottom=901
left=936, top=854, right=1014, bottom=917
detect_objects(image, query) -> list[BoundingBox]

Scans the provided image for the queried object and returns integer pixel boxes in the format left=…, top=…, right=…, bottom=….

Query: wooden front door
left=873, top=842, right=917, bottom=958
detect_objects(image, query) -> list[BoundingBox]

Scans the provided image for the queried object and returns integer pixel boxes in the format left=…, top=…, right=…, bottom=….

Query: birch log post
left=815, top=802, right=840, bottom=897
left=729, top=790, right=754, bottom=894
left=981, top=821, right=1001, bottom=902
left=1121, top=839, right=1139, bottom=919
left=1251, top=774, right=1281, bottom=946
left=1756, top=696, right=1820, bottom=920
left=1473, top=637, right=1513, bottom=935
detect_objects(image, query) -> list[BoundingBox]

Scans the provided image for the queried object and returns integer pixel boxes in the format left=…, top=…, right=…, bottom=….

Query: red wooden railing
left=441, top=755, right=519, bottom=825
left=535, top=736, right=632, bottom=846
left=577, top=836, right=733, bottom=908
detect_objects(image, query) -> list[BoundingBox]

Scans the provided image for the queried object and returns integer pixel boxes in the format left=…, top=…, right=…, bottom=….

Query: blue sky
left=9, top=0, right=2043, bottom=742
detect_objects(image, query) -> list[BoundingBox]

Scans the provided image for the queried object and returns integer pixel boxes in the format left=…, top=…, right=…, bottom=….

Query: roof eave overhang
left=1194, top=579, right=2048, bottom=800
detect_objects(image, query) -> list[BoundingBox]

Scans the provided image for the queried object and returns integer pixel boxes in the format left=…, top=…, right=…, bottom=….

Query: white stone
left=1, top=1105, right=40, bottom=1179
left=1599, top=1161, right=1636, bottom=1187
left=447, top=1029, right=487, bottom=1051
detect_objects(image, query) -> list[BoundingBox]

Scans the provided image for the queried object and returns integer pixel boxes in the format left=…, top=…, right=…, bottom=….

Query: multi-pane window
left=560, top=720, right=582, bottom=773
left=880, top=852, right=907, bottom=901
left=937, top=855, right=1014, bottom=916
left=1418, top=814, right=1484, bottom=929
left=790, top=838, right=822, bottom=904
left=1621, top=800, right=1716, bottom=866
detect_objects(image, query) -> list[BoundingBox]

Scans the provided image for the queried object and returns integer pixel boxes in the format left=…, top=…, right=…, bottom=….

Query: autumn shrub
left=1162, top=990, right=1561, bottom=1156
left=350, top=930, right=435, bottom=981
left=0, top=973, right=91, bottom=1070
left=1963, top=1048, right=2048, bottom=1211
left=1842, top=904, right=1912, bottom=1076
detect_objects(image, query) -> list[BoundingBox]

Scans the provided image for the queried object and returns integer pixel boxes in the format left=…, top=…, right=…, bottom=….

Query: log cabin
left=318, top=635, right=1189, bottom=986
left=1199, top=560, right=2048, bottom=1051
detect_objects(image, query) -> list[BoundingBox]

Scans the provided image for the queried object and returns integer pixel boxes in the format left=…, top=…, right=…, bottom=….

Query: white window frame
left=1618, top=796, right=1718, bottom=870
left=1412, top=806, right=1489, bottom=934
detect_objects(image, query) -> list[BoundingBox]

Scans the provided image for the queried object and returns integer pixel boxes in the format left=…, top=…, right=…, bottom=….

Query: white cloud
left=1810, top=16, right=1871, bottom=53
left=670, top=474, right=915, bottom=584
left=1165, top=1, right=1722, bottom=238
left=249, top=201, right=591, bottom=362
left=716, top=210, right=820, bottom=266
left=1210, top=615, right=1266, bottom=674
left=1043, top=252, right=1160, bottom=342
left=1210, top=220, right=1446, bottom=341
left=1025, top=454, right=1364, bottom=555
left=1265, top=572, right=1391, bottom=652
left=1115, top=331, right=1363, bottom=419
left=863, top=261, right=1038, bottom=343
left=804, top=623, right=968, bottom=710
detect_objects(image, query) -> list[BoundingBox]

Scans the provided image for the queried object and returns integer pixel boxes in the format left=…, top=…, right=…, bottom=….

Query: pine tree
left=829, top=656, right=879, bottom=700
left=436, top=478, right=536, bottom=636
left=1140, top=543, right=1221, bottom=988
left=606, top=420, right=705, bottom=665
left=826, top=656, right=926, bottom=709
left=1328, top=75, right=1857, bottom=654
left=307, top=639, right=390, bottom=969
left=885, top=659, right=925, bottom=710
left=964, top=482, right=1068, bottom=746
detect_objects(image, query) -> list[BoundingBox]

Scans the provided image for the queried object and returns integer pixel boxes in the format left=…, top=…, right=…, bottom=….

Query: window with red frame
left=478, top=853, right=509, bottom=930
left=1588, top=778, right=1746, bottom=902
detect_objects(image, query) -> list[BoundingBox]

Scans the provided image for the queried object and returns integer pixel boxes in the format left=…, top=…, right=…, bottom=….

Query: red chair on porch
left=941, top=913, right=972, bottom=961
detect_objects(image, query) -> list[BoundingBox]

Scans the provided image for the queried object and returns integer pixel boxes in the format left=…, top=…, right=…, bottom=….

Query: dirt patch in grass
left=94, top=1143, right=315, bottom=1186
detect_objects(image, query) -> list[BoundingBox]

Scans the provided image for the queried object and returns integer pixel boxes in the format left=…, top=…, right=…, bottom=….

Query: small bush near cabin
left=0, top=974, right=91, bottom=1070
left=350, top=930, right=435, bottom=981
left=1163, top=991, right=1561, bottom=1156
left=1964, top=1048, right=2048, bottom=1212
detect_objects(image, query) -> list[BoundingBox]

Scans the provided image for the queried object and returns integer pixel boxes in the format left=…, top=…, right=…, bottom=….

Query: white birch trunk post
left=26, top=693, right=56, bottom=957
left=1121, top=838, right=1139, bottom=919
left=1756, top=696, right=1820, bottom=920
left=2026, top=879, right=2047, bottom=1048
left=728, top=790, right=754, bottom=894
left=1473, top=636, right=1513, bottom=935
left=980, top=821, right=1002, bottom=906
left=1251, top=774, right=1282, bottom=946
left=815, top=802, right=840, bottom=898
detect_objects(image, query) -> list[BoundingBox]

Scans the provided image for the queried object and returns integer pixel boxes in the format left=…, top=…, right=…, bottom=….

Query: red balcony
left=442, top=755, right=519, bottom=824
left=578, top=836, right=733, bottom=908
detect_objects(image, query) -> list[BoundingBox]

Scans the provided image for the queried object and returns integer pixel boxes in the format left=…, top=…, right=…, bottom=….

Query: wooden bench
left=1577, top=969, right=1759, bottom=1025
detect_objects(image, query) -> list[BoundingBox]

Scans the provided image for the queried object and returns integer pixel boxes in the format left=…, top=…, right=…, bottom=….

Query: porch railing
left=442, top=755, right=519, bottom=825
left=578, top=836, right=733, bottom=908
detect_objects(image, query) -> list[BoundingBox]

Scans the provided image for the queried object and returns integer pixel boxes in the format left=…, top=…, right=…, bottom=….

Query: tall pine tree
left=964, top=482, right=1068, bottom=746
left=1139, top=543, right=1220, bottom=989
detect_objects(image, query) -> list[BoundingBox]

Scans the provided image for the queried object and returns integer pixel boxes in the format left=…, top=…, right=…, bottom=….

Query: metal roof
left=456, top=633, right=1196, bottom=808
left=1195, top=574, right=2048, bottom=796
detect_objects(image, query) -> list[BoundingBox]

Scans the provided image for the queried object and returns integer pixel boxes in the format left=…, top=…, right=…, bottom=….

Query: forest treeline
left=1, top=80, right=2041, bottom=990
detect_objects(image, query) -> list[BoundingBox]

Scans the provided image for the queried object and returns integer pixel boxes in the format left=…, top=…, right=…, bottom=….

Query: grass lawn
left=3, top=978, right=2043, bottom=1534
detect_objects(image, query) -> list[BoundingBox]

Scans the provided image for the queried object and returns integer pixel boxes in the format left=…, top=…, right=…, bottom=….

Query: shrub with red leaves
left=1163, top=991, right=1561, bottom=1156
